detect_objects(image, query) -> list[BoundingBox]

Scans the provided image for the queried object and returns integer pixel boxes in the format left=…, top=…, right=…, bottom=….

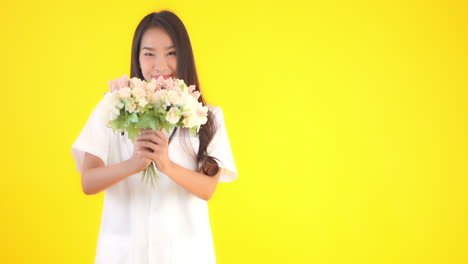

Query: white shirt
left=71, top=98, right=238, bottom=264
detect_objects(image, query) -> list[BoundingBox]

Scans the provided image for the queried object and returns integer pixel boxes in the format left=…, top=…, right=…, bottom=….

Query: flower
left=181, top=93, right=199, bottom=112
left=181, top=102, right=208, bottom=128
left=146, top=80, right=157, bottom=93
left=182, top=113, right=198, bottom=128
left=132, top=86, right=146, bottom=100
left=138, top=97, right=148, bottom=108
left=175, top=79, right=187, bottom=89
left=99, top=92, right=123, bottom=125
left=166, top=107, right=181, bottom=124
left=154, top=76, right=166, bottom=90
left=125, top=98, right=136, bottom=113
left=104, top=75, right=210, bottom=188
left=196, top=102, right=209, bottom=125
left=167, top=90, right=182, bottom=105
left=116, top=74, right=130, bottom=88
left=191, top=91, right=201, bottom=100
left=163, top=77, right=175, bottom=89
left=109, top=74, right=130, bottom=91
left=130, top=77, right=145, bottom=90
left=152, top=90, right=168, bottom=105
left=188, top=85, right=196, bottom=93
left=118, top=87, right=132, bottom=98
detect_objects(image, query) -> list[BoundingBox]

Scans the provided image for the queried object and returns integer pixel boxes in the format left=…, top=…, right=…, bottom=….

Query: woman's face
left=139, top=27, right=178, bottom=81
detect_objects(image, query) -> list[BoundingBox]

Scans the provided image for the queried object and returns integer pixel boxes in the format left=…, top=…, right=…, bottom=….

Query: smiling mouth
left=152, top=75, right=172, bottom=80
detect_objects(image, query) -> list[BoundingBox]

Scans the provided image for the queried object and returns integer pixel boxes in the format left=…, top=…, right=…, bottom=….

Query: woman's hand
left=134, top=129, right=171, bottom=172
left=127, top=135, right=153, bottom=173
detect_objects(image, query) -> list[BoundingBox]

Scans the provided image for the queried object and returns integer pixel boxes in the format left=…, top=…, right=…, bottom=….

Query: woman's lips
left=152, top=75, right=172, bottom=80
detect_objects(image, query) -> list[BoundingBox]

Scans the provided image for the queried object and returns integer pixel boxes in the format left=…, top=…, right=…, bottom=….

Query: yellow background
left=2, top=0, right=467, bottom=263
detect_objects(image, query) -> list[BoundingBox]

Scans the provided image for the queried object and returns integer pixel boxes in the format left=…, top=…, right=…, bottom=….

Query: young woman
left=72, top=10, right=238, bottom=264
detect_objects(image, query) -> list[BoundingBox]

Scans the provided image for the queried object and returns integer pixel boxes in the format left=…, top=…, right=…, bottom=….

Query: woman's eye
left=144, top=53, right=155, bottom=56
left=168, top=51, right=177, bottom=56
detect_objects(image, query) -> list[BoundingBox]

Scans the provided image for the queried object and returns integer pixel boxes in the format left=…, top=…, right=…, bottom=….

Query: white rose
left=126, top=98, right=136, bottom=113
left=138, top=97, right=148, bottom=108
left=191, top=91, right=201, bottom=100
left=181, top=94, right=198, bottom=112
left=98, top=92, right=123, bottom=124
left=146, top=81, right=157, bottom=93
left=165, top=107, right=181, bottom=124
left=188, top=85, right=196, bottom=93
left=116, top=74, right=130, bottom=89
left=167, top=90, right=181, bottom=105
left=196, top=103, right=208, bottom=125
left=152, top=90, right=169, bottom=106
left=109, top=108, right=120, bottom=121
left=118, top=87, right=131, bottom=98
left=163, top=77, right=175, bottom=89
left=182, top=112, right=198, bottom=128
left=130, top=77, right=145, bottom=90
left=176, top=78, right=186, bottom=87
left=132, top=86, right=146, bottom=100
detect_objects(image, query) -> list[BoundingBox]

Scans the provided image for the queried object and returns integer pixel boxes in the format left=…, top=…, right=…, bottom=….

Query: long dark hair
left=130, top=11, right=219, bottom=176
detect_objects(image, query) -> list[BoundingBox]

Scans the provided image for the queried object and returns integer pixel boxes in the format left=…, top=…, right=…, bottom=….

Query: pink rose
left=109, top=74, right=130, bottom=91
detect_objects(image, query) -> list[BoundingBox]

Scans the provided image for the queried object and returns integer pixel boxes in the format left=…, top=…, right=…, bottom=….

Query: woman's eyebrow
left=141, top=45, right=175, bottom=51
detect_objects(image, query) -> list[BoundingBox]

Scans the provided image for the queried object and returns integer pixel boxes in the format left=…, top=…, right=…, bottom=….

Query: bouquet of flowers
left=100, top=74, right=208, bottom=187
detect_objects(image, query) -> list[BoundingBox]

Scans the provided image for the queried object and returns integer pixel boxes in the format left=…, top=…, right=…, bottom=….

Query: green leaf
left=150, top=119, right=159, bottom=130
left=123, top=115, right=131, bottom=128
left=157, top=107, right=167, bottom=115
left=110, top=119, right=121, bottom=130
left=127, top=126, right=140, bottom=142
left=189, top=126, right=198, bottom=136
left=129, top=112, right=139, bottom=123
left=163, top=123, right=174, bottom=134
left=177, top=117, right=185, bottom=127
left=135, top=113, right=153, bottom=129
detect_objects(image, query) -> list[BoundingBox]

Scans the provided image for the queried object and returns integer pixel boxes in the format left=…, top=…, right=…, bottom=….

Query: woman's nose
left=154, top=56, right=168, bottom=73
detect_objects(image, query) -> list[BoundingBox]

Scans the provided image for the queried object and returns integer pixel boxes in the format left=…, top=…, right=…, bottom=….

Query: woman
left=72, top=10, right=238, bottom=264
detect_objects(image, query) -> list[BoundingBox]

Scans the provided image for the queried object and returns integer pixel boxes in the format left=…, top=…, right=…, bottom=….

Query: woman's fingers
left=137, top=134, right=163, bottom=145
left=140, top=129, right=153, bottom=135
left=154, top=130, right=169, bottom=143
left=137, top=130, right=167, bottom=145
left=138, top=151, right=153, bottom=161
left=134, top=129, right=170, bottom=170
left=135, top=140, right=161, bottom=153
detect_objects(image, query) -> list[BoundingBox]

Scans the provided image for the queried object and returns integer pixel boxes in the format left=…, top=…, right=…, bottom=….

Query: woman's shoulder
left=206, top=104, right=228, bottom=132
left=206, top=104, right=224, bottom=117
left=206, top=104, right=226, bottom=125
left=206, top=103, right=219, bottom=112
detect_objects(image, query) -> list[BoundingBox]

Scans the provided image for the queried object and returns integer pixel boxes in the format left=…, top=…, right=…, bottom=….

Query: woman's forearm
left=82, top=159, right=138, bottom=195
left=160, top=161, right=220, bottom=201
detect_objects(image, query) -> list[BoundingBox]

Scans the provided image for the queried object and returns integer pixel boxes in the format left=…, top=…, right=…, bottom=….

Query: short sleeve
left=71, top=98, right=112, bottom=175
left=207, top=106, right=238, bottom=182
